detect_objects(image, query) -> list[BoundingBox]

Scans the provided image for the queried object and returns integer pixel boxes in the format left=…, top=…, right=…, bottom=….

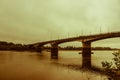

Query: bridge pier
left=82, top=42, right=91, bottom=68
left=51, top=44, right=58, bottom=59
left=35, top=45, right=43, bottom=53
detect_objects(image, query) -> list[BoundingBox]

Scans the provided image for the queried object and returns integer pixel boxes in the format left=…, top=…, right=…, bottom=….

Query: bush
left=101, top=51, right=120, bottom=79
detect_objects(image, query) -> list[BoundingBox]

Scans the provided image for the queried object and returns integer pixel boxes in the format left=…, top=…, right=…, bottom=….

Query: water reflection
left=0, top=50, right=113, bottom=80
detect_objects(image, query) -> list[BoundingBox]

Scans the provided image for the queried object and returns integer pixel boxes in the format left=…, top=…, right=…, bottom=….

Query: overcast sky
left=0, top=0, right=120, bottom=48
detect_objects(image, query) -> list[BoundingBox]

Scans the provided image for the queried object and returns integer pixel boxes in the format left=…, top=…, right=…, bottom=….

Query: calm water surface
left=0, top=50, right=114, bottom=80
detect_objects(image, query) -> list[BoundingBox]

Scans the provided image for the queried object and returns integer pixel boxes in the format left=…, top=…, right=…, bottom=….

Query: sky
left=0, top=0, right=120, bottom=48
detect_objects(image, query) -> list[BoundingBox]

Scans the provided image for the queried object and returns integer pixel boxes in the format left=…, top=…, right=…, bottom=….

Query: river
left=0, top=50, right=115, bottom=80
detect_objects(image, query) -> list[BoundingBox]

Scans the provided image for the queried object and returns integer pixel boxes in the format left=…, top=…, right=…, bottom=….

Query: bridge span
left=29, top=32, right=120, bottom=68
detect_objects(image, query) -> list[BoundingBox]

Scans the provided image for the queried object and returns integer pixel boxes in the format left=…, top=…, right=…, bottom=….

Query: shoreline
left=0, top=49, right=117, bottom=54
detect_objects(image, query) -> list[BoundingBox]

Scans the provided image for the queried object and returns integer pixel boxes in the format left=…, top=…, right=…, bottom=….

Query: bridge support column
left=36, top=45, right=43, bottom=53
left=82, top=42, right=91, bottom=68
left=51, top=44, right=58, bottom=59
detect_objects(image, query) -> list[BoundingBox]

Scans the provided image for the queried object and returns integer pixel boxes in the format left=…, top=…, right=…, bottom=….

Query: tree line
left=0, top=41, right=119, bottom=51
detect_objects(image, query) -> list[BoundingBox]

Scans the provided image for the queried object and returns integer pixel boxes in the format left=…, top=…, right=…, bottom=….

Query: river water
left=0, top=50, right=115, bottom=80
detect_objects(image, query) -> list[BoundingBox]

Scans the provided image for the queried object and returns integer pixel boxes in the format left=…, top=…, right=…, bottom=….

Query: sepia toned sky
left=0, top=0, right=120, bottom=48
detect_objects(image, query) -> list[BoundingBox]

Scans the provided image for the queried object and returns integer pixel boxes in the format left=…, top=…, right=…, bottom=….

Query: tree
left=101, top=51, right=120, bottom=79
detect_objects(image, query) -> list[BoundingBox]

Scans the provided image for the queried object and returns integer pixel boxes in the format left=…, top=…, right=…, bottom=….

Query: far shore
left=59, top=49, right=117, bottom=51
left=0, top=49, right=118, bottom=53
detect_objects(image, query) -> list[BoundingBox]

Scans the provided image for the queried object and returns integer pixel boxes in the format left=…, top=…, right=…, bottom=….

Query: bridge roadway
left=29, top=32, right=120, bottom=68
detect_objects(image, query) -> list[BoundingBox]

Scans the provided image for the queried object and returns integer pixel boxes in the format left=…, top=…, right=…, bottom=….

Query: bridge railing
left=29, top=31, right=120, bottom=46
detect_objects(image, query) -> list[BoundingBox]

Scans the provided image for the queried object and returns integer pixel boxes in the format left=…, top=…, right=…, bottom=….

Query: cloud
left=0, top=0, right=120, bottom=47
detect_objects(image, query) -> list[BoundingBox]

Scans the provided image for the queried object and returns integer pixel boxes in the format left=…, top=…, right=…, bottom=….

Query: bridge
left=29, top=32, right=120, bottom=68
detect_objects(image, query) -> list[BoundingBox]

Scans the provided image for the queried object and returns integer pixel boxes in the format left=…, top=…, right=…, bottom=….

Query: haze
left=0, top=0, right=120, bottom=48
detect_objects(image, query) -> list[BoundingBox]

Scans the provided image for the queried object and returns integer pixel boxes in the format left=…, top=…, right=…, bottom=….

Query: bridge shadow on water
left=35, top=52, right=106, bottom=75
left=51, top=61, right=105, bottom=75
